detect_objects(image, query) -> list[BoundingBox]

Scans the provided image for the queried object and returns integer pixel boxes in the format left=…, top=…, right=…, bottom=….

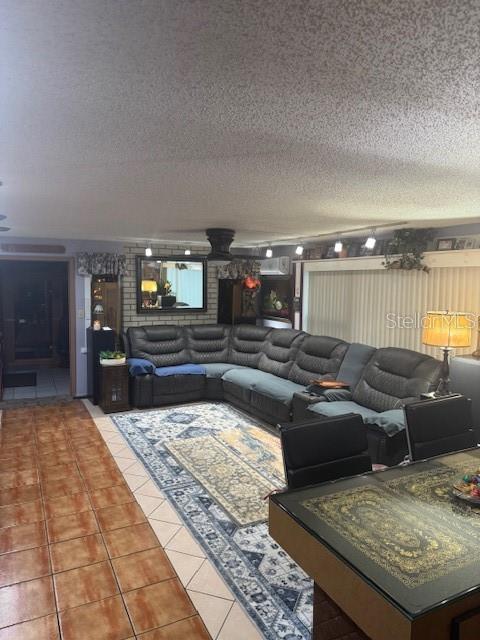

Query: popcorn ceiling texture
left=1, top=1, right=479, bottom=244
left=122, top=242, right=218, bottom=328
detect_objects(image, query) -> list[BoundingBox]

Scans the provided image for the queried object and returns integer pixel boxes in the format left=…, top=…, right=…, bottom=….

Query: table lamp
left=422, top=311, right=472, bottom=395
left=141, top=279, right=158, bottom=305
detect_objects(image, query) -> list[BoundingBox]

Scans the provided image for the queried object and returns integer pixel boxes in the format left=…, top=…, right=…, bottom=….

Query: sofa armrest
left=323, top=388, right=353, bottom=402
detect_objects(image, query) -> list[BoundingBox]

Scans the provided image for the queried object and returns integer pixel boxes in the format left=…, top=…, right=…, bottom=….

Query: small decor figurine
left=93, top=320, right=101, bottom=331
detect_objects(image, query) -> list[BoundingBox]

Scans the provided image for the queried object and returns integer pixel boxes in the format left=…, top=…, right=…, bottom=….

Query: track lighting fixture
left=295, top=245, right=304, bottom=256
left=334, top=241, right=343, bottom=253
left=145, top=246, right=152, bottom=257
left=265, top=247, right=273, bottom=258
left=365, top=236, right=376, bottom=250
left=184, top=249, right=191, bottom=255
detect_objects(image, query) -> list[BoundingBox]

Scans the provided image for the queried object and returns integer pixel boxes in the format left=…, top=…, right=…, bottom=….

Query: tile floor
left=0, top=400, right=212, bottom=639
left=2, top=368, right=71, bottom=400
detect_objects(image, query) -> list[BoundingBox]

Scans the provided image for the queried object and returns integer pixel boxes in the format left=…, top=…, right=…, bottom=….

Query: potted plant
left=158, top=280, right=176, bottom=308
left=383, top=228, right=433, bottom=273
left=99, top=350, right=126, bottom=366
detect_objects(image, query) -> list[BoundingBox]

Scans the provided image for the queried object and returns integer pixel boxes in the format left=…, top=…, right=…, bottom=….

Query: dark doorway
left=0, top=260, right=71, bottom=400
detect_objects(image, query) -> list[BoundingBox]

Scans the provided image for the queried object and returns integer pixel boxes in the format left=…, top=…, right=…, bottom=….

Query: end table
left=99, top=363, right=130, bottom=414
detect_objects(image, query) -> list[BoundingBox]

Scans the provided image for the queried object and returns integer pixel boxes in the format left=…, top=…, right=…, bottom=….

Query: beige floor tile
left=149, top=500, right=182, bottom=525
left=188, top=560, right=234, bottom=601
left=164, top=549, right=205, bottom=587
left=122, top=474, right=148, bottom=492
left=114, top=458, right=137, bottom=473
left=165, top=526, right=206, bottom=558
left=135, top=494, right=164, bottom=517
left=122, top=461, right=147, bottom=477
left=187, top=590, right=233, bottom=639
left=217, top=602, right=263, bottom=640
left=148, top=519, right=181, bottom=547
left=104, top=442, right=126, bottom=455
left=102, top=432, right=125, bottom=445
left=114, top=446, right=137, bottom=460
left=134, top=480, right=164, bottom=499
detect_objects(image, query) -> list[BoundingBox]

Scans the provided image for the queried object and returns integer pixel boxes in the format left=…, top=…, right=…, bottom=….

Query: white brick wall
left=122, top=242, right=218, bottom=328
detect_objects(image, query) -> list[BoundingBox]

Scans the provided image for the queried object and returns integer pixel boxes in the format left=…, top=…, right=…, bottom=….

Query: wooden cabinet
left=91, top=276, right=121, bottom=334
left=98, top=364, right=129, bottom=414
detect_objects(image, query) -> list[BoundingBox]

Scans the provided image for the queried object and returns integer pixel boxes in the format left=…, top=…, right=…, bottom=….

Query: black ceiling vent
left=206, top=228, right=235, bottom=260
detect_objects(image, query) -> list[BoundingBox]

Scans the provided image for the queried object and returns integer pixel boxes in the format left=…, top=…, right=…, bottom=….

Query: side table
left=451, top=355, right=480, bottom=442
left=99, top=364, right=130, bottom=414
left=292, top=391, right=325, bottom=421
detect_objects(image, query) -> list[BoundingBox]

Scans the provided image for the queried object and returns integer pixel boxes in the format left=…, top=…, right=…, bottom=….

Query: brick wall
left=122, top=242, right=218, bottom=328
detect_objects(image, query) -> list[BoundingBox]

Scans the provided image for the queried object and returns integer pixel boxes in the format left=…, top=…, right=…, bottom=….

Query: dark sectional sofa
left=122, top=324, right=442, bottom=466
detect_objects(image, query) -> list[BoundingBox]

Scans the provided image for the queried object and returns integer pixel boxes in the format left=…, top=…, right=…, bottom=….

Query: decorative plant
left=158, top=280, right=173, bottom=295
left=99, top=350, right=125, bottom=360
left=383, top=228, right=433, bottom=273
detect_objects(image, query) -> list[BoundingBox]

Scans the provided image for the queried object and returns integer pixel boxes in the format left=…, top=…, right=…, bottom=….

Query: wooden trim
left=0, top=255, right=76, bottom=396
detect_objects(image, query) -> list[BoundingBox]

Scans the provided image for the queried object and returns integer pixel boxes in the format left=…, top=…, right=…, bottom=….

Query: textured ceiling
left=1, top=0, right=479, bottom=245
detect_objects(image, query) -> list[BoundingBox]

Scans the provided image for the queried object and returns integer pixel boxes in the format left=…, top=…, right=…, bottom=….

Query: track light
left=365, top=236, right=376, bottom=250
left=145, top=246, right=152, bottom=257
left=295, top=245, right=304, bottom=256
left=334, top=241, right=343, bottom=253
left=265, top=248, right=273, bottom=258
left=184, top=249, right=191, bottom=256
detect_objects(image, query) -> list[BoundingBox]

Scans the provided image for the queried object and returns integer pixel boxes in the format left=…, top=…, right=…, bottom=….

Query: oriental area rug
left=113, top=402, right=312, bottom=639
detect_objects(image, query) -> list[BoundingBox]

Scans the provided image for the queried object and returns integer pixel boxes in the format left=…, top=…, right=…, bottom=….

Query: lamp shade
left=141, top=279, right=157, bottom=293
left=422, top=311, right=472, bottom=348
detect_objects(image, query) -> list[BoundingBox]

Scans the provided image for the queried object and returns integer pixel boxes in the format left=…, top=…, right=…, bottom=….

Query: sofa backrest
left=336, top=343, right=377, bottom=389
left=186, top=325, right=231, bottom=363
left=352, top=347, right=442, bottom=412
left=228, top=325, right=271, bottom=367
left=127, top=326, right=189, bottom=368
left=288, top=335, right=349, bottom=386
left=257, top=329, right=306, bottom=379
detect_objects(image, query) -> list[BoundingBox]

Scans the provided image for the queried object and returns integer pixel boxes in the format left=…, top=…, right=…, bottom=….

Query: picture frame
left=435, top=238, right=456, bottom=251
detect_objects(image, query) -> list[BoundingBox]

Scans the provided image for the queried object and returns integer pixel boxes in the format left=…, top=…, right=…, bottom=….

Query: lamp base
left=435, top=347, right=451, bottom=395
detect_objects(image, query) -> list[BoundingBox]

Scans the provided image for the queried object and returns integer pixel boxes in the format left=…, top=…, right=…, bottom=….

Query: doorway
left=0, top=259, right=73, bottom=400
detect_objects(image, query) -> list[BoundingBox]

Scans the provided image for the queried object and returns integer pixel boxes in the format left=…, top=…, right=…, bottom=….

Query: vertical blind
left=304, top=267, right=480, bottom=356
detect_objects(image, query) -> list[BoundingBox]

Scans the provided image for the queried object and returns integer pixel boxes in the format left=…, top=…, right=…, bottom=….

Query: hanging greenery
left=383, top=228, right=433, bottom=273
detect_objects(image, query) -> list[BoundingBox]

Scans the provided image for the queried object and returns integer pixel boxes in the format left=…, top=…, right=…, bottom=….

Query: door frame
left=0, top=255, right=77, bottom=396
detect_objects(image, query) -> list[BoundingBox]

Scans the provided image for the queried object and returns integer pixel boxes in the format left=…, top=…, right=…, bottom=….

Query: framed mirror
left=136, top=255, right=207, bottom=313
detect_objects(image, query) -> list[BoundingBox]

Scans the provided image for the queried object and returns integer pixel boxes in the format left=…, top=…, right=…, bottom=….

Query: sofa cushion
left=221, top=368, right=268, bottom=389
left=127, top=326, right=189, bottom=368
left=152, top=374, right=205, bottom=400
left=186, top=325, right=230, bottom=363
left=336, top=343, right=377, bottom=389
left=228, top=325, right=271, bottom=367
left=352, top=347, right=442, bottom=413
left=252, top=373, right=306, bottom=405
left=154, top=364, right=205, bottom=377
left=308, top=400, right=380, bottom=421
left=250, top=391, right=292, bottom=422
left=127, top=358, right=155, bottom=375
left=364, top=409, right=405, bottom=437
left=288, top=336, right=349, bottom=386
left=202, top=363, right=248, bottom=378
left=258, top=329, right=306, bottom=379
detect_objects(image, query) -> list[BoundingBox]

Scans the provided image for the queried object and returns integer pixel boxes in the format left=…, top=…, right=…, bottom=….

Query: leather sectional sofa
left=122, top=324, right=442, bottom=465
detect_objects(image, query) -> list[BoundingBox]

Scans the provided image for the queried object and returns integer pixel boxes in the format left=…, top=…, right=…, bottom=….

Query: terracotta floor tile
left=40, top=463, right=78, bottom=484
left=36, top=432, right=67, bottom=445
left=43, top=493, right=91, bottom=520
left=74, top=445, right=111, bottom=462
left=0, top=546, right=50, bottom=588
left=0, top=576, right=55, bottom=628
left=103, top=523, right=159, bottom=558
left=0, top=500, right=44, bottom=529
left=36, top=442, right=70, bottom=457
left=0, top=522, right=47, bottom=554
left=0, top=485, right=41, bottom=508
left=79, top=460, right=120, bottom=480
left=124, top=578, right=196, bottom=634
left=53, top=560, right=118, bottom=610
left=0, top=458, right=37, bottom=473
left=96, top=502, right=146, bottom=532
left=42, top=476, right=85, bottom=499
left=0, top=469, right=38, bottom=490
left=46, top=510, right=99, bottom=543
left=89, top=484, right=133, bottom=511
left=50, top=533, right=108, bottom=573
left=58, top=595, right=133, bottom=640
left=0, top=613, right=59, bottom=640
left=83, top=470, right=126, bottom=492
left=112, top=546, right=176, bottom=592
left=37, top=451, right=75, bottom=470
left=137, top=615, right=211, bottom=640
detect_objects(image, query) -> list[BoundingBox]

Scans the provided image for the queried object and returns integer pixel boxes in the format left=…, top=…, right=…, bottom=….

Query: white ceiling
left=1, top=0, right=479, bottom=246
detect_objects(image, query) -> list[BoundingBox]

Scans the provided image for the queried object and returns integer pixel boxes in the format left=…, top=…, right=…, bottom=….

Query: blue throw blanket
left=154, top=364, right=206, bottom=376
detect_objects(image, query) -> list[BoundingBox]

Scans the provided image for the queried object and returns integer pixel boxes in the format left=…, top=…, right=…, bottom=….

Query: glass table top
left=271, top=448, right=480, bottom=619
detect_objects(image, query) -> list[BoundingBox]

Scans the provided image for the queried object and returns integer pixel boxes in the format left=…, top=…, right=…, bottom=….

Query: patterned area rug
left=113, top=402, right=312, bottom=639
